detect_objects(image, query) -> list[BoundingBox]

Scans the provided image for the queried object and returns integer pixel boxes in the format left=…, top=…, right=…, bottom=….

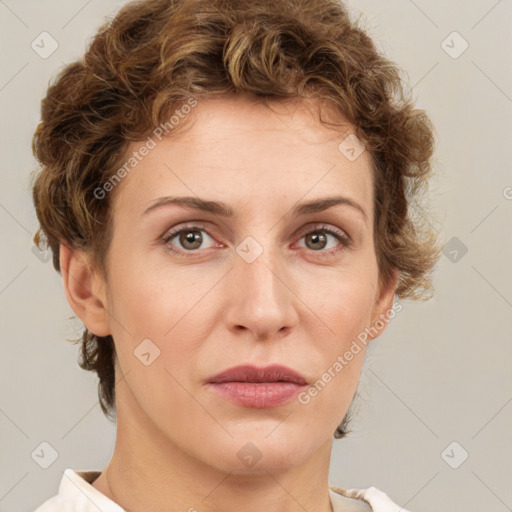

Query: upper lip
left=207, top=364, right=308, bottom=385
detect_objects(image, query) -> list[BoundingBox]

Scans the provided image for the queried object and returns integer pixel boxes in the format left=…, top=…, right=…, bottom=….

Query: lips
left=206, top=364, right=308, bottom=408
left=207, top=364, right=308, bottom=385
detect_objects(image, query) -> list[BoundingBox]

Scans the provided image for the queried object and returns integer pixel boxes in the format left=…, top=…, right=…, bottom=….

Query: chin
left=202, top=425, right=324, bottom=475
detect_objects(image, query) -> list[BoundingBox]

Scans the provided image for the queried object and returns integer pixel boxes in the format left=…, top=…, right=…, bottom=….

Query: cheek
left=107, top=253, right=210, bottom=339
left=105, top=257, right=222, bottom=403
left=304, top=259, right=379, bottom=339
left=288, top=263, right=379, bottom=425
left=107, top=263, right=206, bottom=421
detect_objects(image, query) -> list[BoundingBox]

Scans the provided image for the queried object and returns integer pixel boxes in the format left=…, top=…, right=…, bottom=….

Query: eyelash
left=162, top=223, right=352, bottom=259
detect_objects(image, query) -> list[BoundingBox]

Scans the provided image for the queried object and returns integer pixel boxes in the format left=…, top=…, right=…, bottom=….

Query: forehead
left=112, top=95, right=374, bottom=219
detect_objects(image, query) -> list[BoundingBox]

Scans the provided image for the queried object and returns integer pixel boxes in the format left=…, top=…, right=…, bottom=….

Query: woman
left=31, top=0, right=440, bottom=510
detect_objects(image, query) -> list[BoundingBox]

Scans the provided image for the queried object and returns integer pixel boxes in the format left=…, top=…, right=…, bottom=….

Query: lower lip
left=208, top=382, right=306, bottom=408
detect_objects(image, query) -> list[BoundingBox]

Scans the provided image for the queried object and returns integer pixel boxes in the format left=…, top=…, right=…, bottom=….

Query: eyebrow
left=142, top=195, right=368, bottom=223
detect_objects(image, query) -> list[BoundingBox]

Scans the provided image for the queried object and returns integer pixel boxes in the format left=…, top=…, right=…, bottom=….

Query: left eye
left=297, top=229, right=344, bottom=251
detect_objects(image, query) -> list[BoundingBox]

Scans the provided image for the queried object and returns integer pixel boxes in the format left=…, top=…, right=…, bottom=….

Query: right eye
left=162, top=223, right=219, bottom=257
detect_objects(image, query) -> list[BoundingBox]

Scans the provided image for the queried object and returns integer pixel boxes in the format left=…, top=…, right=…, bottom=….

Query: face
left=89, top=95, right=396, bottom=474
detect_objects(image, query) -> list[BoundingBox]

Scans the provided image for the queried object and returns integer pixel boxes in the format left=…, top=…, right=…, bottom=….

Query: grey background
left=1, top=1, right=511, bottom=511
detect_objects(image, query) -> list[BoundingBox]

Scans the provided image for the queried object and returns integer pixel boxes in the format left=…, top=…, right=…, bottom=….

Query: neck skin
left=92, top=376, right=335, bottom=512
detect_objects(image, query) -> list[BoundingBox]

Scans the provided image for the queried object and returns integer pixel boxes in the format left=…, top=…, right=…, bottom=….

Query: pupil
left=308, top=232, right=326, bottom=250
left=181, top=230, right=202, bottom=249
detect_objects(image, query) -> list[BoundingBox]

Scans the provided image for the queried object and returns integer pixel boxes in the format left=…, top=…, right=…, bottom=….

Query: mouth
left=206, top=364, right=308, bottom=408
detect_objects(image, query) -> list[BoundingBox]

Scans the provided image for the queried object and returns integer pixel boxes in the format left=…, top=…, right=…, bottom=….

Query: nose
left=224, top=244, right=299, bottom=341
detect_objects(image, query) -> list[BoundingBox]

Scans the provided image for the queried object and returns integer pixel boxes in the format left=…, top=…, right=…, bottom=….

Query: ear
left=59, top=244, right=111, bottom=337
left=367, top=268, right=399, bottom=341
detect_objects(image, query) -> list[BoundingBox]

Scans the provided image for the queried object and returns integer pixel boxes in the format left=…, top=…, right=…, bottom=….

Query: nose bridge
left=241, top=243, right=281, bottom=297
left=226, top=234, right=297, bottom=338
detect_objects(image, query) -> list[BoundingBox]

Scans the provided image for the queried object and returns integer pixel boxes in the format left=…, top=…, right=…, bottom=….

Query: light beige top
left=33, top=469, right=410, bottom=511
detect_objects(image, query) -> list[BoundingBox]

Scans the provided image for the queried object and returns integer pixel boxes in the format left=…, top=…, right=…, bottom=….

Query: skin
left=60, top=94, right=397, bottom=512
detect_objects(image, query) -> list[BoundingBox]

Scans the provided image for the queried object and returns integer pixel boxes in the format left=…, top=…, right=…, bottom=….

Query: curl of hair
left=31, top=0, right=441, bottom=437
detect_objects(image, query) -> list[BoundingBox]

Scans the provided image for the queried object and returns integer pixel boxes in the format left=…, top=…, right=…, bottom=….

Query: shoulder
left=34, top=493, right=67, bottom=512
left=33, top=468, right=124, bottom=512
left=329, top=485, right=412, bottom=512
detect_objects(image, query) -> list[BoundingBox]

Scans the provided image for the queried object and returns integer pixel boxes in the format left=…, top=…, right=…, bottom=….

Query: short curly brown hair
left=30, top=0, right=440, bottom=438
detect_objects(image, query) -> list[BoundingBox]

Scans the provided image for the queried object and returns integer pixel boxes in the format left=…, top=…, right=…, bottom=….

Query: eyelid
left=294, top=222, right=352, bottom=244
left=162, top=222, right=215, bottom=246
